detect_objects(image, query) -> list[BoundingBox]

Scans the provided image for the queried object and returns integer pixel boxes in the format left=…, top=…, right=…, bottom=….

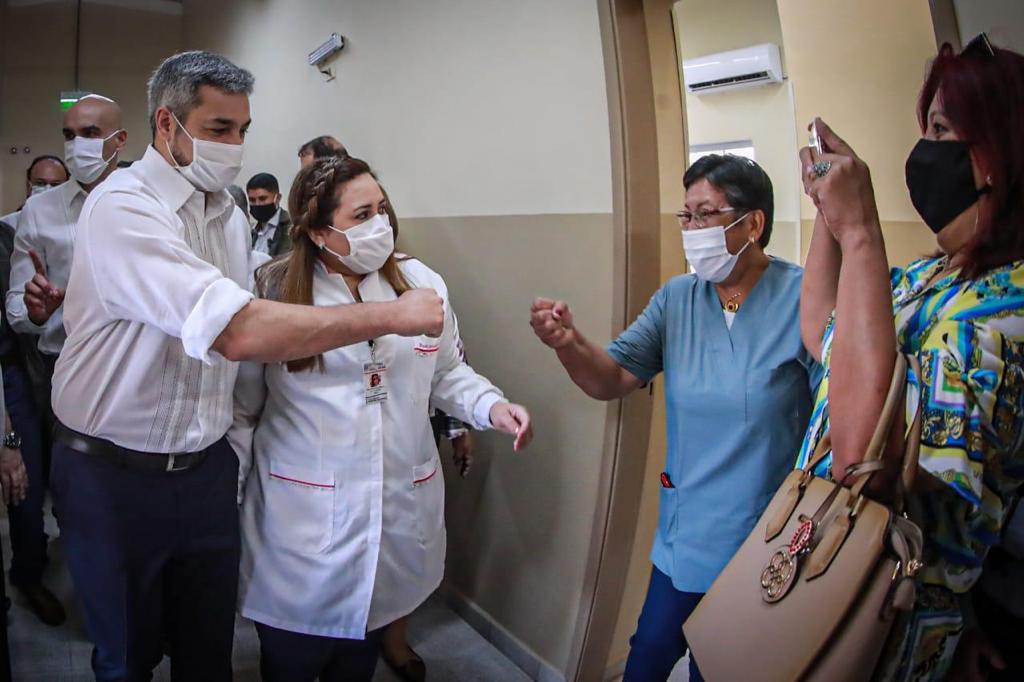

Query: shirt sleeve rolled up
left=83, top=190, right=253, bottom=364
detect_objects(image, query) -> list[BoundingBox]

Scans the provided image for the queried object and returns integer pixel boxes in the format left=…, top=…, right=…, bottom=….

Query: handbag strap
left=805, top=433, right=833, bottom=474
left=859, top=353, right=909, bottom=467
left=803, top=353, right=907, bottom=480
left=894, top=354, right=924, bottom=514
left=846, top=353, right=923, bottom=506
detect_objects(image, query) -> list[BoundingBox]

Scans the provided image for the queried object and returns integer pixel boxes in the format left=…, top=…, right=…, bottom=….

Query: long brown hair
left=258, top=155, right=411, bottom=372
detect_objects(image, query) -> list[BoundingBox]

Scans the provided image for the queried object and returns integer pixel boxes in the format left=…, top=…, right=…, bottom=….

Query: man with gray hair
left=50, top=50, right=443, bottom=681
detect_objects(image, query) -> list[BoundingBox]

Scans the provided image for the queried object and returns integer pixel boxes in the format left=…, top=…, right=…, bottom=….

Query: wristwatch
left=3, top=431, right=21, bottom=450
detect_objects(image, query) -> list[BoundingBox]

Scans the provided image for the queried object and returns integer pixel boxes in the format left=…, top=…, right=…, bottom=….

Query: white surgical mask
left=681, top=212, right=752, bottom=283
left=320, top=214, right=395, bottom=274
left=64, top=130, right=122, bottom=185
left=30, top=183, right=56, bottom=197
left=167, top=112, right=244, bottom=192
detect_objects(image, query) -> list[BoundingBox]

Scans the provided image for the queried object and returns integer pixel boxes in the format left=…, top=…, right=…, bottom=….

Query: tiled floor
left=3, top=501, right=533, bottom=681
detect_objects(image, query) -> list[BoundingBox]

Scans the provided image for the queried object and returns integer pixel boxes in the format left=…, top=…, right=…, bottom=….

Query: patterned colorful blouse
left=796, top=256, right=1024, bottom=680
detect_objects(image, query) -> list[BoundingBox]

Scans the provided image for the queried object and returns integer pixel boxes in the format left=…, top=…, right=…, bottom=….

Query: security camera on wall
left=309, top=33, right=345, bottom=81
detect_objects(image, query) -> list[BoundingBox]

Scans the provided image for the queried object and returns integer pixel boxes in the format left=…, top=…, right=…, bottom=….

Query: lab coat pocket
left=411, top=458, right=444, bottom=550
left=266, top=462, right=336, bottom=555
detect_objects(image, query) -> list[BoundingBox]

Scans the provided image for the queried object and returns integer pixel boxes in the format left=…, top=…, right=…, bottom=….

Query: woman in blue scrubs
left=531, top=155, right=819, bottom=682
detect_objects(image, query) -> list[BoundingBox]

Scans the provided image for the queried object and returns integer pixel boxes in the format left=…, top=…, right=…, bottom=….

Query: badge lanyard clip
left=364, top=339, right=388, bottom=405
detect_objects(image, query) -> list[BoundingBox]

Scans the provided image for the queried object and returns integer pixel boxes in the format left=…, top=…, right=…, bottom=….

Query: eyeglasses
left=963, top=32, right=995, bottom=59
left=675, top=207, right=739, bottom=229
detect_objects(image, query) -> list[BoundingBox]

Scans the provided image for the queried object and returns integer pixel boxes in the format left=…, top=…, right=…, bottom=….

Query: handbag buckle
left=760, top=518, right=815, bottom=603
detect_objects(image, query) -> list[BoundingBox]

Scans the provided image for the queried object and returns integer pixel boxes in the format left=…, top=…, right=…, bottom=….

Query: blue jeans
left=3, top=363, right=47, bottom=588
left=623, top=566, right=704, bottom=682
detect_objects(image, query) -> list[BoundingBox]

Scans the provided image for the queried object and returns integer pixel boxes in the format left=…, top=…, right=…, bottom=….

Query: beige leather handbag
left=684, top=354, right=925, bottom=682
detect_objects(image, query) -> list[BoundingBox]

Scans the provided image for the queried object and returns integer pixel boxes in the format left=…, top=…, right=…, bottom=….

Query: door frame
left=566, top=1, right=675, bottom=679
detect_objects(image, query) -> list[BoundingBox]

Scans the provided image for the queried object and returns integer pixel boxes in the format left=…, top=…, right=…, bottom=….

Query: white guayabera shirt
left=52, top=146, right=254, bottom=453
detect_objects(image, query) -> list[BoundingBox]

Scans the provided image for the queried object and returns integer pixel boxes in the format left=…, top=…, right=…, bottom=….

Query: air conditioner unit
left=682, top=43, right=783, bottom=95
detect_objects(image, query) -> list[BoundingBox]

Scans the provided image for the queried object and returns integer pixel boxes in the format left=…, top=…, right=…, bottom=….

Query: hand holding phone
left=808, top=120, right=824, bottom=159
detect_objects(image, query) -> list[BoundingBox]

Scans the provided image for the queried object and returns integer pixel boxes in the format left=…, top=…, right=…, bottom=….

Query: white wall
left=183, top=0, right=613, bottom=219
left=954, top=0, right=1024, bottom=54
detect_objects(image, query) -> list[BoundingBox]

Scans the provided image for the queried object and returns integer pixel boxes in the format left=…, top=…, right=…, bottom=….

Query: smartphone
left=808, top=121, right=823, bottom=158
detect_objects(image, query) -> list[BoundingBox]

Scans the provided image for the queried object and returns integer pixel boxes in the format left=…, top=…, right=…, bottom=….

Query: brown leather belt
left=54, top=422, right=208, bottom=473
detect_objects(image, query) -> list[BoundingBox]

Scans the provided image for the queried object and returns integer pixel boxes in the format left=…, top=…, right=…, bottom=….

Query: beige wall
left=672, top=0, right=800, bottom=263
left=402, top=213, right=613, bottom=678
left=0, top=0, right=182, bottom=213
left=776, top=0, right=937, bottom=268
left=180, top=0, right=616, bottom=676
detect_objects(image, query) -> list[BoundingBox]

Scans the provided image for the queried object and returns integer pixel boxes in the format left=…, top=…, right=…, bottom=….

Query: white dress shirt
left=52, top=146, right=254, bottom=453
left=6, top=180, right=86, bottom=356
left=231, top=258, right=503, bottom=638
left=251, top=208, right=280, bottom=255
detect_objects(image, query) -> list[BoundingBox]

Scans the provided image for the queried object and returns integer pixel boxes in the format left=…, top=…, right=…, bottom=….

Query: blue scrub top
left=608, top=258, right=820, bottom=593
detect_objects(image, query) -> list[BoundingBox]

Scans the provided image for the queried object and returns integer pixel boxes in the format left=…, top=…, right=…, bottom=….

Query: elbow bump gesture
left=395, top=288, right=445, bottom=338
left=530, top=297, right=576, bottom=349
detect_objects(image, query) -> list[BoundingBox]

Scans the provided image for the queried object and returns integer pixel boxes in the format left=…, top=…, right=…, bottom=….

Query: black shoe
left=383, top=649, right=426, bottom=682
left=14, top=583, right=66, bottom=626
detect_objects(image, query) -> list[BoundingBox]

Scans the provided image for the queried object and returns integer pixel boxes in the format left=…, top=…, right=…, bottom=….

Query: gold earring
left=986, top=174, right=993, bottom=185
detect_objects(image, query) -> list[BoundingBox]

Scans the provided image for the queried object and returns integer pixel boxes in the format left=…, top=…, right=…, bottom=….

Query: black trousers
left=256, top=622, right=385, bottom=682
left=51, top=437, right=240, bottom=682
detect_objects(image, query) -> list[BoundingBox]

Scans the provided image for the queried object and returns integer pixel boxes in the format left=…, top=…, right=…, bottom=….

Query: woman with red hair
left=797, top=35, right=1024, bottom=681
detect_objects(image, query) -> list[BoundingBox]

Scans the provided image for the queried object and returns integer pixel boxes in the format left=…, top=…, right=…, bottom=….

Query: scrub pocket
left=265, top=461, right=336, bottom=555
left=658, top=487, right=678, bottom=543
left=745, top=362, right=803, bottom=423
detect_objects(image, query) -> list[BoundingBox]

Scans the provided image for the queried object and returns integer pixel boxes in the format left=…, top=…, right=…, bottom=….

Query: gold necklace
left=723, top=291, right=742, bottom=313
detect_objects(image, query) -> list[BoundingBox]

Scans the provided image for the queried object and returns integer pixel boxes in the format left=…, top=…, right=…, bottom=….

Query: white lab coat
left=230, top=258, right=503, bottom=639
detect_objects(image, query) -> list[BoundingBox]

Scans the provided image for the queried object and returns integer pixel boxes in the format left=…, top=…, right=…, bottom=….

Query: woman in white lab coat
left=231, top=155, right=533, bottom=682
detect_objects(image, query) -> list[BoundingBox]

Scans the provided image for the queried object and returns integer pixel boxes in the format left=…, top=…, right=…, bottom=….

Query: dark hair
left=918, top=39, right=1024, bottom=278
left=147, top=51, right=254, bottom=137
left=246, top=172, right=280, bottom=194
left=258, top=156, right=409, bottom=373
left=683, top=154, right=774, bottom=247
left=26, top=155, right=68, bottom=181
left=298, top=135, right=348, bottom=160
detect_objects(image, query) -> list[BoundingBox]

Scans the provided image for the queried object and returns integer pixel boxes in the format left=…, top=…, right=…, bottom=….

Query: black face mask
left=905, top=138, right=988, bottom=234
left=250, top=203, right=277, bottom=223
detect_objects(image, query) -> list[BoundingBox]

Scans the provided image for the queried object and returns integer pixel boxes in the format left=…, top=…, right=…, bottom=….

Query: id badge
left=363, top=362, right=388, bottom=404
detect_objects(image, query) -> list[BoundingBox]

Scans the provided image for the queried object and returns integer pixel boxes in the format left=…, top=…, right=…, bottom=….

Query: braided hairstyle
left=258, top=155, right=410, bottom=372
